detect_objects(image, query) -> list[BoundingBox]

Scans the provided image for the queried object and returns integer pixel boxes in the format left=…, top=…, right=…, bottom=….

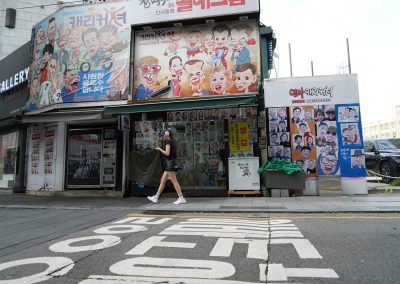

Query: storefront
left=24, top=1, right=132, bottom=194
left=103, top=0, right=263, bottom=196
left=0, top=42, right=30, bottom=192
left=264, top=74, right=367, bottom=195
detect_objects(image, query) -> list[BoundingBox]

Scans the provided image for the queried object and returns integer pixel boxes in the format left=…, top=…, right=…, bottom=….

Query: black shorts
left=162, top=159, right=177, bottom=172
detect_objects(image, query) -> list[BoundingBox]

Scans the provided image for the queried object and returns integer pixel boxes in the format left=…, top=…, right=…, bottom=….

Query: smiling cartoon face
left=36, top=27, right=46, bottom=45
left=138, top=56, right=160, bottom=88
left=213, top=30, right=229, bottom=48
left=235, top=68, right=256, bottom=92
left=231, top=28, right=247, bottom=51
left=184, top=60, right=205, bottom=89
left=185, top=31, right=202, bottom=49
left=169, top=57, right=183, bottom=77
left=67, top=29, right=82, bottom=50
left=320, top=153, right=338, bottom=175
left=83, top=31, right=100, bottom=55
left=210, top=69, right=230, bottom=94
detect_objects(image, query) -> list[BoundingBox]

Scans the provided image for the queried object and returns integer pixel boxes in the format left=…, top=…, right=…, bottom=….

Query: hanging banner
left=27, top=126, right=57, bottom=190
left=229, top=121, right=250, bottom=152
left=27, top=1, right=132, bottom=112
left=264, top=74, right=360, bottom=108
left=131, top=0, right=260, bottom=26
left=133, top=19, right=260, bottom=100
left=336, top=103, right=366, bottom=177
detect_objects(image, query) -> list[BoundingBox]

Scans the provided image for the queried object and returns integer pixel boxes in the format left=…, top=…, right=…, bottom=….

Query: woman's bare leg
left=167, top=171, right=183, bottom=197
left=155, top=171, right=168, bottom=197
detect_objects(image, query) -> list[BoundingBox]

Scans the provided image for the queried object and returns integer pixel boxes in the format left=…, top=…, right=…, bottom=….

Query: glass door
left=166, top=119, right=226, bottom=190
left=0, top=131, right=18, bottom=189
left=66, top=129, right=102, bottom=187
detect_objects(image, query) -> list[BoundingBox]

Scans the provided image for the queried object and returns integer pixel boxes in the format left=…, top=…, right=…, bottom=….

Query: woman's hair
left=164, top=130, right=178, bottom=154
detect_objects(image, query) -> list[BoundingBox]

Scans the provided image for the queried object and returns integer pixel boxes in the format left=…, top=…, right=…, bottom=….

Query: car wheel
left=380, top=161, right=392, bottom=183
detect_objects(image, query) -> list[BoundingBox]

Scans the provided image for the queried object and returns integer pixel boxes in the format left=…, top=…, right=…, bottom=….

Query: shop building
left=0, top=42, right=30, bottom=192
left=23, top=1, right=133, bottom=195
left=104, top=0, right=274, bottom=196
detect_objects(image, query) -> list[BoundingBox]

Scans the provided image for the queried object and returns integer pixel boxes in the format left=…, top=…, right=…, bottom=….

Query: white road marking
left=93, top=225, right=147, bottom=235
left=267, top=263, right=339, bottom=281
left=270, top=239, right=322, bottom=259
left=210, top=238, right=269, bottom=259
left=49, top=235, right=121, bottom=253
left=80, top=275, right=266, bottom=283
left=125, top=236, right=196, bottom=255
left=0, top=257, right=74, bottom=284
left=109, top=257, right=235, bottom=279
left=113, top=217, right=171, bottom=225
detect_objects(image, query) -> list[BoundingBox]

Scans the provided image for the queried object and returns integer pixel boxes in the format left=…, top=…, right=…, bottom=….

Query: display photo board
left=264, top=75, right=365, bottom=178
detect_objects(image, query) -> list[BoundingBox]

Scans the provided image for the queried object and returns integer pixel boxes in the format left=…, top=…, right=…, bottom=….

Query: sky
left=260, top=0, right=400, bottom=125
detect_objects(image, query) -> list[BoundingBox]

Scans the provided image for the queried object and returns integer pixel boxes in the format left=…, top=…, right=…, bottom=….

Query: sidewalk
left=1, top=183, right=400, bottom=213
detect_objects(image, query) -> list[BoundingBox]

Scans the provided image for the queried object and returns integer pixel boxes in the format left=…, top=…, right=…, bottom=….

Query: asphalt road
left=0, top=208, right=399, bottom=283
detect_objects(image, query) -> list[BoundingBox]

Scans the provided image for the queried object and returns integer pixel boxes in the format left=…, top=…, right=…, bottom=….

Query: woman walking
left=148, top=128, right=186, bottom=205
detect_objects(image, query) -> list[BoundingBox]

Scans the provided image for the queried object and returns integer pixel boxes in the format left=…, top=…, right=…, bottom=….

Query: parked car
left=364, top=138, right=400, bottom=183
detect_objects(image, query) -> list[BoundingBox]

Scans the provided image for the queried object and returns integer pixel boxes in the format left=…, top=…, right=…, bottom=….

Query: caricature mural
left=27, top=2, right=131, bottom=111
left=133, top=19, right=260, bottom=100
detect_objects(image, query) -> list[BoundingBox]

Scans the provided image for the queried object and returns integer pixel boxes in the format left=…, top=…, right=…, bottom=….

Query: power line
left=0, top=1, right=84, bottom=12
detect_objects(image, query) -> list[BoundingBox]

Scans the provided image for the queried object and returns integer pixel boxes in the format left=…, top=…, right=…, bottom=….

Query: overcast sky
left=260, top=0, right=400, bottom=125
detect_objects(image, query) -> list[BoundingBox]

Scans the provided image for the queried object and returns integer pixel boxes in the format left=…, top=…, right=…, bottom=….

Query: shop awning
left=104, top=95, right=257, bottom=114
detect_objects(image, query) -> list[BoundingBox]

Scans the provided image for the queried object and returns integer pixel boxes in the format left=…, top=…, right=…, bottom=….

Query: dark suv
left=364, top=138, right=400, bottom=183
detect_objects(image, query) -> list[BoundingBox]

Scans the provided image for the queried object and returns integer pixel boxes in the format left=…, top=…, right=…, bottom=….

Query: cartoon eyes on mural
left=321, top=156, right=338, bottom=165
left=141, top=64, right=161, bottom=75
left=326, top=131, right=336, bottom=136
left=326, top=111, right=335, bottom=115
left=231, top=38, right=246, bottom=45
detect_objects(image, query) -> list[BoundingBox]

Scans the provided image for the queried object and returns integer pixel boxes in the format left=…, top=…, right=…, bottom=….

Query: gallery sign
left=264, top=74, right=360, bottom=107
left=131, top=0, right=260, bottom=26
left=0, top=67, right=29, bottom=94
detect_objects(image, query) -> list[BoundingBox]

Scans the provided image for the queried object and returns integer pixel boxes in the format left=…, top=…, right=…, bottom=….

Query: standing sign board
left=228, top=157, right=260, bottom=191
left=131, top=0, right=260, bottom=26
left=264, top=74, right=365, bottom=184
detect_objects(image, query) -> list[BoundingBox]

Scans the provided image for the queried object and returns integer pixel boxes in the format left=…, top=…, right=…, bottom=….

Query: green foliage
left=389, top=178, right=400, bottom=186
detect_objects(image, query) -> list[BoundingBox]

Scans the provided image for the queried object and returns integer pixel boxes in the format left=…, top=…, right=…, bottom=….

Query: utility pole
left=346, top=38, right=352, bottom=74
left=288, top=43, right=293, bottom=77
left=311, top=61, right=314, bottom=76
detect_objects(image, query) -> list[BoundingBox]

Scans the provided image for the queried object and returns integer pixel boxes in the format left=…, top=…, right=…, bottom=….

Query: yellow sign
left=229, top=122, right=250, bottom=152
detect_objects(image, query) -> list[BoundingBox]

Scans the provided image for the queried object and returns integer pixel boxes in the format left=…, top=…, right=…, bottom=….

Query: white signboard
left=228, top=157, right=260, bottom=191
left=27, top=126, right=57, bottom=191
left=264, top=74, right=360, bottom=107
left=131, top=0, right=260, bottom=26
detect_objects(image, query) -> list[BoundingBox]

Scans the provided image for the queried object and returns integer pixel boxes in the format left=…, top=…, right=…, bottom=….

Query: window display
left=0, top=132, right=18, bottom=189
left=67, top=129, right=102, bottom=187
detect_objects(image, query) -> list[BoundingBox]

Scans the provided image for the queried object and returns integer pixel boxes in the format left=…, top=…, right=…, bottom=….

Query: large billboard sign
left=27, top=2, right=131, bottom=112
left=264, top=74, right=360, bottom=108
left=133, top=19, right=260, bottom=101
left=131, top=0, right=260, bottom=26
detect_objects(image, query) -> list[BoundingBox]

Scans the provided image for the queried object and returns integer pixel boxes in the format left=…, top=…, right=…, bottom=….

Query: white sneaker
left=173, top=196, right=186, bottom=205
left=147, top=195, right=158, bottom=204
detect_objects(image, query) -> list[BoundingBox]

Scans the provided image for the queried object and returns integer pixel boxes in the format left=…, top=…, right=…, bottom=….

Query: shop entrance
left=66, top=128, right=118, bottom=188
left=0, top=131, right=18, bottom=190
left=165, top=119, right=227, bottom=190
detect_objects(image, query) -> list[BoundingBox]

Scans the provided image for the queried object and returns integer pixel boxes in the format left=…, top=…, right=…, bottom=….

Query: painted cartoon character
left=164, top=31, right=182, bottom=57
left=230, top=24, right=254, bottom=71
left=56, top=23, right=70, bottom=73
left=80, top=27, right=113, bottom=72
left=183, top=30, right=203, bottom=59
left=47, top=17, right=56, bottom=46
left=99, top=24, right=128, bottom=53
left=209, top=66, right=233, bottom=95
left=35, top=26, right=46, bottom=54
left=183, top=59, right=209, bottom=97
left=318, top=151, right=340, bottom=175
left=106, top=65, right=129, bottom=100
left=209, top=24, right=231, bottom=69
left=134, top=55, right=160, bottom=100
left=234, top=63, right=257, bottom=93
left=169, top=56, right=183, bottom=97
left=60, top=69, right=80, bottom=103
left=67, top=28, right=83, bottom=70
left=203, top=31, right=215, bottom=55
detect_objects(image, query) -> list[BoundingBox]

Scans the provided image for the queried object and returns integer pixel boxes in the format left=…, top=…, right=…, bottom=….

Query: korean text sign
left=133, top=19, right=260, bottom=101
left=27, top=2, right=131, bottom=112
left=131, top=0, right=260, bottom=26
